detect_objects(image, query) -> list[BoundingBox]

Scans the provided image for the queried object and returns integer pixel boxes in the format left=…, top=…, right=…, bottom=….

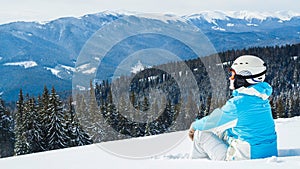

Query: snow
left=75, top=85, right=86, bottom=91
left=292, top=56, right=298, bottom=60
left=136, top=13, right=184, bottom=23
left=45, top=67, right=62, bottom=78
left=211, top=26, right=226, bottom=31
left=74, top=63, right=96, bottom=74
left=82, top=67, right=97, bottom=74
left=108, top=10, right=185, bottom=23
left=60, top=65, right=76, bottom=72
left=272, top=11, right=300, bottom=21
left=247, top=23, right=259, bottom=27
left=1, top=117, right=300, bottom=168
left=76, top=63, right=90, bottom=72
left=94, top=57, right=100, bottom=61
left=231, top=10, right=300, bottom=21
left=79, top=10, right=184, bottom=24
left=85, top=10, right=122, bottom=18
left=189, top=11, right=229, bottom=24
left=131, top=60, right=145, bottom=74
left=216, top=61, right=231, bottom=66
left=187, top=10, right=300, bottom=23
left=44, top=65, right=75, bottom=79
left=226, top=23, right=235, bottom=27
left=3, top=61, right=37, bottom=69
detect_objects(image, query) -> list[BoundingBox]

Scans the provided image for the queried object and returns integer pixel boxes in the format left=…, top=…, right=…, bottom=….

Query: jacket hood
left=232, top=82, right=272, bottom=100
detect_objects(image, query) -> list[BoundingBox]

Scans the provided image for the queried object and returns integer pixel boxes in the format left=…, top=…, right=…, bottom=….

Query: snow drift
left=1, top=117, right=300, bottom=169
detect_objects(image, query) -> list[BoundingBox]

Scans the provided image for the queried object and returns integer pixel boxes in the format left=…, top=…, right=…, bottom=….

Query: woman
left=189, top=55, right=278, bottom=160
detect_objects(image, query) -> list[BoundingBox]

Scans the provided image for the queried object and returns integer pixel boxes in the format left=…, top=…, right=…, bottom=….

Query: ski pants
left=190, top=130, right=228, bottom=160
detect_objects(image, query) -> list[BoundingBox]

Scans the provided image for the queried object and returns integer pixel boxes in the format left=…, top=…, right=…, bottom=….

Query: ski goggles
left=228, top=68, right=267, bottom=80
left=229, top=68, right=236, bottom=80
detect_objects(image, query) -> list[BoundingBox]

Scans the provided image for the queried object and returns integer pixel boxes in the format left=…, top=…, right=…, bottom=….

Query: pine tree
left=14, top=89, right=30, bottom=155
left=170, top=100, right=186, bottom=131
left=67, top=97, right=92, bottom=147
left=27, top=98, right=44, bottom=153
left=294, top=97, right=300, bottom=117
left=150, top=98, right=159, bottom=121
left=143, top=96, right=152, bottom=135
left=0, top=98, right=14, bottom=158
left=40, top=86, right=50, bottom=150
left=87, top=80, right=101, bottom=142
left=269, top=97, right=277, bottom=119
left=46, top=87, right=69, bottom=150
left=205, top=95, right=212, bottom=116
left=287, top=96, right=294, bottom=118
left=102, top=88, right=121, bottom=140
left=75, top=94, right=89, bottom=134
left=161, top=100, right=172, bottom=133
left=118, top=94, right=128, bottom=118
left=276, top=96, right=285, bottom=118
left=186, top=91, right=198, bottom=120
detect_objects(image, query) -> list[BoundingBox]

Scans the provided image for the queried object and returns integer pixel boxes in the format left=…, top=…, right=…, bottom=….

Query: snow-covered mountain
left=0, top=11, right=300, bottom=100
left=1, top=116, right=300, bottom=169
left=187, top=11, right=300, bottom=23
left=187, top=10, right=300, bottom=29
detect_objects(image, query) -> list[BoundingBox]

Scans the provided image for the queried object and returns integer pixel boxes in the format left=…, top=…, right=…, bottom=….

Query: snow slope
left=1, top=117, right=300, bottom=169
left=3, top=61, right=38, bottom=69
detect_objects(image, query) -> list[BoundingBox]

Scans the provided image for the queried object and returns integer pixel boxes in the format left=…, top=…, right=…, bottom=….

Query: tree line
left=1, top=43, right=300, bottom=158
left=0, top=87, right=92, bottom=157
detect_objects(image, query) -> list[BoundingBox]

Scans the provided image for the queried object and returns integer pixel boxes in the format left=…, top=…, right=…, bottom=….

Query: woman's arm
left=192, top=98, right=238, bottom=131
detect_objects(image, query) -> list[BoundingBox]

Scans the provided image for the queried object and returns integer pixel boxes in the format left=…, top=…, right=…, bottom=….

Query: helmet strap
left=234, top=76, right=252, bottom=89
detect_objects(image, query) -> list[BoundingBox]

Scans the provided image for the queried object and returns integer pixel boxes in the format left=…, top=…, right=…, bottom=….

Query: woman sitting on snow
left=189, top=55, right=278, bottom=160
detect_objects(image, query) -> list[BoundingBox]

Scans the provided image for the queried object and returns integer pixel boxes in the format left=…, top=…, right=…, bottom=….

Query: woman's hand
left=188, top=127, right=195, bottom=141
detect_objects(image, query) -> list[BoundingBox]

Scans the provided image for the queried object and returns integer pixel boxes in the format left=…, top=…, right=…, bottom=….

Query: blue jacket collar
left=232, top=82, right=272, bottom=100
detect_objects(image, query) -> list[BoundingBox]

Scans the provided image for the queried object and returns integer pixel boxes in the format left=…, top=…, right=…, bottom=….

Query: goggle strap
left=235, top=70, right=267, bottom=79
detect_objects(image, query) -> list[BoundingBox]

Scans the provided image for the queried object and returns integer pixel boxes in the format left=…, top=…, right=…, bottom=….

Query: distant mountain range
left=0, top=11, right=300, bottom=101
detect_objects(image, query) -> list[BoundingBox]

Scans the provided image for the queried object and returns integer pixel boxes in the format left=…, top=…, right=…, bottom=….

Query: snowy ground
left=1, top=117, right=300, bottom=169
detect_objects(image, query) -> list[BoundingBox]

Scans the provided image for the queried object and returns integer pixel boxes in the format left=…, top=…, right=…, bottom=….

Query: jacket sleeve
left=192, top=98, right=238, bottom=131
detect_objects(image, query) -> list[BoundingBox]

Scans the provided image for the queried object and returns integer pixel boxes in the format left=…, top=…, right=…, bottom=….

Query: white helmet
left=230, top=55, right=267, bottom=88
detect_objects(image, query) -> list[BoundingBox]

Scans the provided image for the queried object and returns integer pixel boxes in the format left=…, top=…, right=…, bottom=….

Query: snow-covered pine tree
left=105, top=89, right=119, bottom=140
left=67, top=97, right=92, bottom=147
left=287, top=92, right=294, bottom=118
left=75, top=94, right=89, bottom=136
left=66, top=96, right=75, bottom=147
left=87, top=80, right=102, bottom=142
left=185, top=90, right=198, bottom=120
left=0, top=97, right=14, bottom=158
left=165, top=100, right=180, bottom=133
left=170, top=99, right=185, bottom=131
left=276, top=96, right=285, bottom=118
left=294, top=97, right=300, bottom=117
left=14, top=89, right=30, bottom=155
left=27, top=98, right=44, bottom=153
left=46, top=87, right=69, bottom=150
left=269, top=97, right=277, bottom=119
left=40, top=86, right=51, bottom=150
left=161, top=100, right=172, bottom=133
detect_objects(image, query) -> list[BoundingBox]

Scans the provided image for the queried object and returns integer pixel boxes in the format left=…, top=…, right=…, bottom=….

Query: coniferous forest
left=0, top=43, right=300, bottom=158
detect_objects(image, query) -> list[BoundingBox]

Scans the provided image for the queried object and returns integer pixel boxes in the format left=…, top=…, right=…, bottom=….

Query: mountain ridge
left=0, top=11, right=300, bottom=101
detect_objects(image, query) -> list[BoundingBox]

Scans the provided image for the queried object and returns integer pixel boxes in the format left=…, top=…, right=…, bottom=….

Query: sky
left=1, top=0, right=300, bottom=24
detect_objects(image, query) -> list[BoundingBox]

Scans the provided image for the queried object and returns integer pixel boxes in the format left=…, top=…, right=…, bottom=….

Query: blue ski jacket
left=192, top=82, right=278, bottom=160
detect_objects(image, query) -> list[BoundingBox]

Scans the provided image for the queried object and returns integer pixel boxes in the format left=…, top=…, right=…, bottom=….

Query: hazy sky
left=1, top=0, right=300, bottom=24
